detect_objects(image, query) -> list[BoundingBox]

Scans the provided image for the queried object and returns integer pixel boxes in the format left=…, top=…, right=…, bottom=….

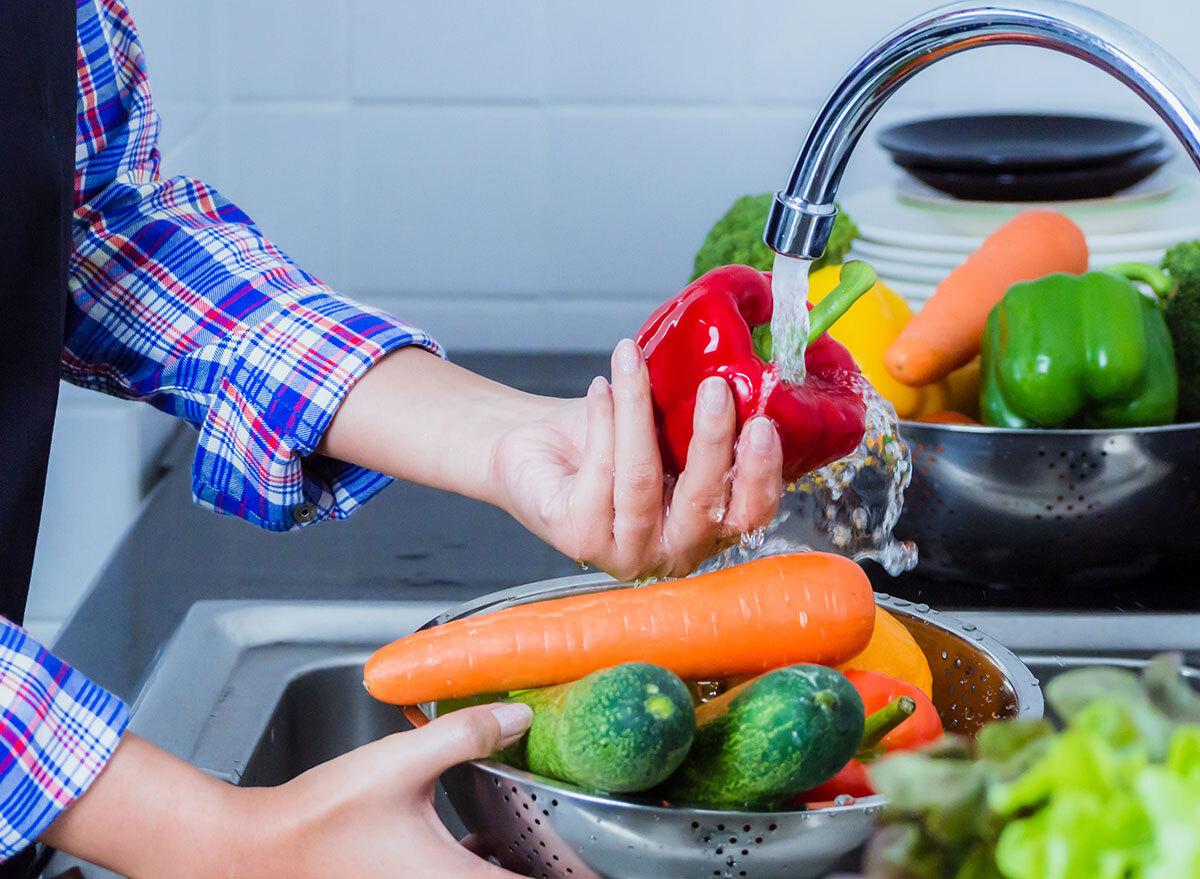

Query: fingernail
left=588, top=376, right=610, bottom=397
left=615, top=338, right=642, bottom=374
left=699, top=376, right=728, bottom=415
left=749, top=417, right=776, bottom=453
left=490, top=702, right=533, bottom=745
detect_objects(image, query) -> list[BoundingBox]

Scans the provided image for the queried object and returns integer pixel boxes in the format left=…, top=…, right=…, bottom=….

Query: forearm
left=318, top=347, right=551, bottom=506
left=41, top=734, right=246, bottom=879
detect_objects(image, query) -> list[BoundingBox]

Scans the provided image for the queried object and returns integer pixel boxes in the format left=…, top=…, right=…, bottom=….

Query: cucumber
left=497, top=662, right=695, bottom=793
left=662, top=664, right=865, bottom=809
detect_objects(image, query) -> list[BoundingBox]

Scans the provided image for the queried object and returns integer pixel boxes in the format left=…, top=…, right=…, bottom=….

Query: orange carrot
left=884, top=210, right=1088, bottom=386
left=363, top=553, right=876, bottom=705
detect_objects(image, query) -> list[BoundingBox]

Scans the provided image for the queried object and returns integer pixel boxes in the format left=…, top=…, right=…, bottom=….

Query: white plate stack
left=843, top=171, right=1200, bottom=309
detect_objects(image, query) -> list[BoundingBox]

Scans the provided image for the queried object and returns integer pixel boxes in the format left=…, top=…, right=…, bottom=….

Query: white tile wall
left=124, top=0, right=1200, bottom=353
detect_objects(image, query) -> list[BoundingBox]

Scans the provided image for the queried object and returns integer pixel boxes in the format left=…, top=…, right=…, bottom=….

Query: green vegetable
left=496, top=662, right=694, bottom=794
left=980, top=265, right=1179, bottom=428
left=661, top=664, right=864, bottom=809
left=691, top=193, right=859, bottom=281
left=865, top=654, right=1200, bottom=879
left=1162, top=240, right=1200, bottom=421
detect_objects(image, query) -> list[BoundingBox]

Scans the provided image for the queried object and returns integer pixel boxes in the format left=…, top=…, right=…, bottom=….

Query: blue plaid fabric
left=71, top=0, right=440, bottom=531
left=0, top=0, right=443, bottom=858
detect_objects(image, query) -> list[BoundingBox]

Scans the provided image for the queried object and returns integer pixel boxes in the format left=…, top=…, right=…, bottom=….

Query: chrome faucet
left=764, top=0, right=1200, bottom=259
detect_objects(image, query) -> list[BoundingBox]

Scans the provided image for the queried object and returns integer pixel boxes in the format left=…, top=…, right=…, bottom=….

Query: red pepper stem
left=806, top=260, right=878, bottom=346
left=857, top=695, right=916, bottom=756
left=1103, top=262, right=1176, bottom=298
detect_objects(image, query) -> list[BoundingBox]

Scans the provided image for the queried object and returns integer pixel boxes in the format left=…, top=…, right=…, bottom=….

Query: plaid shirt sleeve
left=69, top=0, right=442, bottom=532
left=0, top=619, right=129, bottom=859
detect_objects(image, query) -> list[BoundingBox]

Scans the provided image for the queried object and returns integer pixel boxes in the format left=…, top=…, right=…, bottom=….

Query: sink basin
left=43, top=598, right=1200, bottom=878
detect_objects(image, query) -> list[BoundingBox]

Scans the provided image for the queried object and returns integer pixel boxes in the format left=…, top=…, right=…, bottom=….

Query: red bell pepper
left=793, top=670, right=942, bottom=806
left=844, top=669, right=942, bottom=753
left=635, top=262, right=877, bottom=483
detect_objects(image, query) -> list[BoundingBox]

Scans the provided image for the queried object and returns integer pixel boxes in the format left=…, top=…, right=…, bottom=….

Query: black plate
left=905, top=144, right=1172, bottom=202
left=879, top=113, right=1163, bottom=173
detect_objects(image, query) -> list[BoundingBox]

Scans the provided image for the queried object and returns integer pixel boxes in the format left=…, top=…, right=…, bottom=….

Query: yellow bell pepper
left=808, top=265, right=977, bottom=420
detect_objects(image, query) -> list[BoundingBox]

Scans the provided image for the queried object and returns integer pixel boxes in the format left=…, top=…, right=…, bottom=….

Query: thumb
left=400, top=703, right=533, bottom=780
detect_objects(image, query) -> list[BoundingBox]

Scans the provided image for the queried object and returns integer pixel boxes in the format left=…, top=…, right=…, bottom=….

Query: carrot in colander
left=363, top=552, right=876, bottom=705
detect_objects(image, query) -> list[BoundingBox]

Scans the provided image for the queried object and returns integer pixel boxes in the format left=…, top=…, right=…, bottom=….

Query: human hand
left=491, top=338, right=784, bottom=580
left=244, top=702, right=533, bottom=878
left=42, top=705, right=532, bottom=879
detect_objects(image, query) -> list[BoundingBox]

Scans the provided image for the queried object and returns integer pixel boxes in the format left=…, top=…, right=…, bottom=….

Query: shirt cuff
left=192, top=290, right=442, bottom=531
left=0, top=622, right=129, bottom=860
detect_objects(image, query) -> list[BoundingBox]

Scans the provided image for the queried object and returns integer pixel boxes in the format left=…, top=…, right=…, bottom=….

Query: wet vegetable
left=662, top=664, right=865, bottom=809
left=497, top=663, right=695, bottom=793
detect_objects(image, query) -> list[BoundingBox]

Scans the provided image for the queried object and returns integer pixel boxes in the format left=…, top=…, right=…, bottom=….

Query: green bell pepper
left=981, top=265, right=1179, bottom=428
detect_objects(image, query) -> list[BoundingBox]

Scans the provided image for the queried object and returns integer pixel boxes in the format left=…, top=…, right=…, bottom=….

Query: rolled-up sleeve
left=69, top=0, right=438, bottom=531
left=0, top=620, right=128, bottom=858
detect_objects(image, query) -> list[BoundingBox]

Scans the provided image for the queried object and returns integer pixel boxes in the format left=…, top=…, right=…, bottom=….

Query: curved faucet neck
left=766, top=0, right=1200, bottom=259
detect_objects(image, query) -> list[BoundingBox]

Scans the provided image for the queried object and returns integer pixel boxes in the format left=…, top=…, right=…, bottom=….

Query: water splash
left=704, top=377, right=918, bottom=577
left=769, top=253, right=811, bottom=384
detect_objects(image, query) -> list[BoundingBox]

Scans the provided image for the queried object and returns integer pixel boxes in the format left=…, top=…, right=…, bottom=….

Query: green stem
left=751, top=260, right=878, bottom=363
left=807, top=260, right=878, bottom=345
left=1104, top=262, right=1176, bottom=298
left=857, top=696, right=916, bottom=757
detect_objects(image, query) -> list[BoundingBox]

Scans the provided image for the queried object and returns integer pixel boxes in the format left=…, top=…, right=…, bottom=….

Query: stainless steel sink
left=43, top=598, right=1200, bottom=878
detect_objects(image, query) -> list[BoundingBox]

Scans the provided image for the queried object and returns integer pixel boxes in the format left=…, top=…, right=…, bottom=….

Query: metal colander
left=401, top=573, right=1043, bottom=879
left=895, top=421, right=1200, bottom=590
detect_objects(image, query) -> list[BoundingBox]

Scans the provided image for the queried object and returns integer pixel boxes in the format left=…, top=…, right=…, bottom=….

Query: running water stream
left=702, top=255, right=918, bottom=578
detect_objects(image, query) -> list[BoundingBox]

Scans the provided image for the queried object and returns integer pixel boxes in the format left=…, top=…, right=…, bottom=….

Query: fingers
left=394, top=703, right=532, bottom=783
left=661, top=377, right=737, bottom=575
left=568, top=376, right=616, bottom=561
left=609, top=339, right=664, bottom=573
left=725, top=417, right=784, bottom=534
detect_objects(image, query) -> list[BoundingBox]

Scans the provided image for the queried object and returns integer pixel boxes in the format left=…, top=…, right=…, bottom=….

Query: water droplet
left=961, top=623, right=976, bottom=632
left=834, top=794, right=855, bottom=806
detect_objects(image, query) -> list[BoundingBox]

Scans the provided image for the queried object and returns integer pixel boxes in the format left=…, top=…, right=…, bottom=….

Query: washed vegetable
left=636, top=263, right=876, bottom=482
left=864, top=652, right=1200, bottom=879
left=797, top=673, right=940, bottom=805
left=981, top=264, right=1178, bottom=428
left=838, top=606, right=934, bottom=699
left=364, top=552, right=876, bottom=705
left=662, top=665, right=865, bottom=808
left=885, top=211, right=1089, bottom=386
left=1161, top=240, right=1200, bottom=421
left=845, top=670, right=941, bottom=753
left=496, top=663, right=695, bottom=793
left=807, top=265, right=963, bottom=420
left=691, top=193, right=859, bottom=281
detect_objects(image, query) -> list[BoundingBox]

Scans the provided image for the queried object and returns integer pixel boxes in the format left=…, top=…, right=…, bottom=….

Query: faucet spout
left=765, top=0, right=1200, bottom=259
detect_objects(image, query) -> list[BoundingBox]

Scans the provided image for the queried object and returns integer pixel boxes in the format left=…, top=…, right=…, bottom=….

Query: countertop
left=51, top=353, right=609, bottom=703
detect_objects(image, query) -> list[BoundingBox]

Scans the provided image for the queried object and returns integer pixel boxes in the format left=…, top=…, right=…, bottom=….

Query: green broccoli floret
left=1161, top=241, right=1200, bottom=422
left=690, top=193, right=859, bottom=281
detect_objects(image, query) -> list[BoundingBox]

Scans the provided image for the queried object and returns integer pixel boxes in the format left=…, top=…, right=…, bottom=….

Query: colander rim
left=898, top=418, right=1200, bottom=436
left=401, top=571, right=1044, bottom=819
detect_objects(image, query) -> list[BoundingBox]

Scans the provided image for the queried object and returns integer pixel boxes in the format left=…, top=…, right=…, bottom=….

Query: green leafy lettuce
left=865, top=653, right=1200, bottom=879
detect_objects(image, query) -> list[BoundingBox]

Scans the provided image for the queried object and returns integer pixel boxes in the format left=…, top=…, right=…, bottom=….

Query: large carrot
left=884, top=210, right=1088, bottom=386
left=364, top=553, right=875, bottom=705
